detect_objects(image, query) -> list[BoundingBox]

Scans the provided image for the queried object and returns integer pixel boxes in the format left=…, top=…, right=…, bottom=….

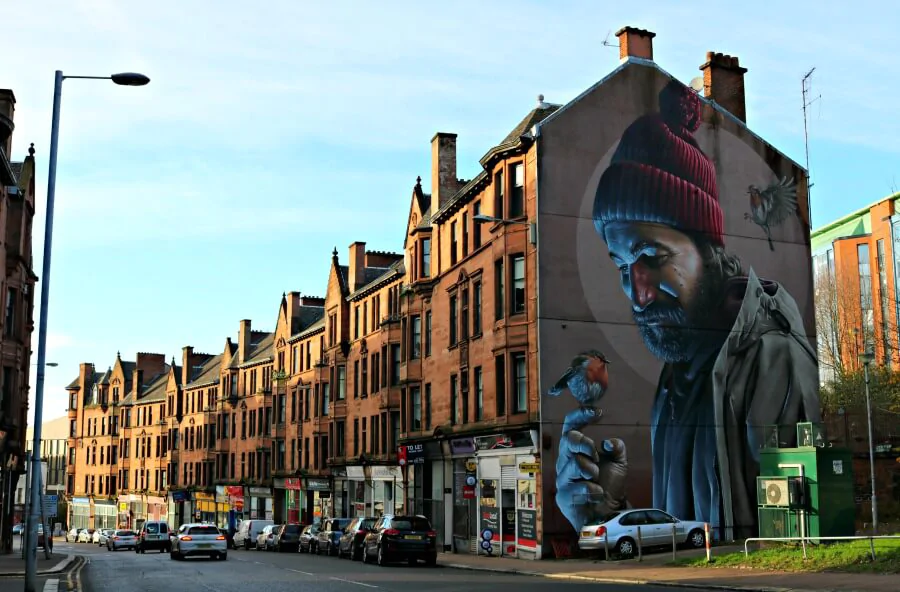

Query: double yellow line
left=65, top=556, right=86, bottom=592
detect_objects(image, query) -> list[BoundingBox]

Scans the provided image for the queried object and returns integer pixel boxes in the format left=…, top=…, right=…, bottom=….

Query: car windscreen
left=389, top=517, right=431, bottom=531
left=188, top=526, right=220, bottom=535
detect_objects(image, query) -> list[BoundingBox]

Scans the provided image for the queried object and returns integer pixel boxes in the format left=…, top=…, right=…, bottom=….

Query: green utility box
left=757, top=422, right=856, bottom=540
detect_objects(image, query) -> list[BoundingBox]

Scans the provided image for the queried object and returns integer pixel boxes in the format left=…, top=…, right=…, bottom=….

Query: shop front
left=331, top=468, right=348, bottom=518
left=346, top=466, right=365, bottom=518
left=94, top=500, right=117, bottom=530
left=221, top=486, right=244, bottom=532
left=71, top=497, right=90, bottom=529
left=369, top=466, right=403, bottom=517
left=402, top=441, right=446, bottom=550
left=303, top=477, right=331, bottom=524
left=194, top=491, right=216, bottom=523
left=146, top=495, right=166, bottom=521
left=245, top=486, right=273, bottom=520
left=273, top=478, right=303, bottom=524
left=168, top=489, right=191, bottom=528
left=472, top=430, right=540, bottom=560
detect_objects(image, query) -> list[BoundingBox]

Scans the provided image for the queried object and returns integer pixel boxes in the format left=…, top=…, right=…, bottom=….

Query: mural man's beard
left=632, top=276, right=722, bottom=363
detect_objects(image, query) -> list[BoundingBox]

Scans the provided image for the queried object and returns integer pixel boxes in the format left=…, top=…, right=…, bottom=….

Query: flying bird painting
left=744, top=176, right=799, bottom=251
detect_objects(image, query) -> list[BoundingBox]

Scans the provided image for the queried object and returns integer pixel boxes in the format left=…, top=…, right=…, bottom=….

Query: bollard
left=672, top=523, right=677, bottom=562
left=604, top=530, right=609, bottom=562
left=637, top=526, right=643, bottom=562
left=704, top=523, right=711, bottom=563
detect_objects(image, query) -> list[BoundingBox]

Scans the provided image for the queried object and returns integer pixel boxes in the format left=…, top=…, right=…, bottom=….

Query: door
left=452, top=459, right=476, bottom=553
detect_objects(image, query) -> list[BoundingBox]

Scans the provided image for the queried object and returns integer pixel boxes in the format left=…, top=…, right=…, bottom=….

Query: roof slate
left=185, top=354, right=223, bottom=389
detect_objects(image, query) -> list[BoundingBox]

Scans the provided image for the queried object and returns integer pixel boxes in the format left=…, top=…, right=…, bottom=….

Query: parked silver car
left=107, top=529, right=137, bottom=551
left=578, top=509, right=706, bottom=558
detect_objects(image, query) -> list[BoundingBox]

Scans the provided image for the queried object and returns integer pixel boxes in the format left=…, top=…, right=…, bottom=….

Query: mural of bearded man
left=590, top=79, right=820, bottom=539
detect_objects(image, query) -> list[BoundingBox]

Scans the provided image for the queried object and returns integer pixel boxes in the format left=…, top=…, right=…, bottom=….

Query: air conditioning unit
left=758, top=477, right=790, bottom=507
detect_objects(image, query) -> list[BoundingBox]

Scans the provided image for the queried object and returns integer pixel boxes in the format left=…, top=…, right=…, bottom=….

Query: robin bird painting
left=744, top=176, right=799, bottom=251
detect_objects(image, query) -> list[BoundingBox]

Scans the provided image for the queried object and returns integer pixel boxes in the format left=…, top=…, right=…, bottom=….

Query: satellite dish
left=689, top=76, right=704, bottom=93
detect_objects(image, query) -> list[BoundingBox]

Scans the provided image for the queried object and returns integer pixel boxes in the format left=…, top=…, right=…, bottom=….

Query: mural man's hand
left=555, top=407, right=628, bottom=532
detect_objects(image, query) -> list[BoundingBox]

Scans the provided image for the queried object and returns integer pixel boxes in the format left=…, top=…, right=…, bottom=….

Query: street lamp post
left=858, top=348, right=878, bottom=534
left=24, top=69, right=149, bottom=592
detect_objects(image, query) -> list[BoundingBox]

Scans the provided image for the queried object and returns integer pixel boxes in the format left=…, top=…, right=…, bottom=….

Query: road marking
left=287, top=568, right=315, bottom=575
left=330, top=576, right=378, bottom=588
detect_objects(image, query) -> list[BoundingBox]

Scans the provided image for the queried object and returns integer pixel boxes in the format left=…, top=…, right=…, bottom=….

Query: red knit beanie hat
left=593, top=79, right=723, bottom=246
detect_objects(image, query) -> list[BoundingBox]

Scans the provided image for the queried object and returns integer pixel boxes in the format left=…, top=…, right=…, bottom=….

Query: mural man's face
left=603, top=222, right=708, bottom=363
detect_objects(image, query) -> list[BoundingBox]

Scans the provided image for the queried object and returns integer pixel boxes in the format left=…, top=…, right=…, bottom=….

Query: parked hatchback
left=273, top=523, right=302, bottom=552
left=298, top=524, right=319, bottom=553
left=256, top=524, right=279, bottom=551
left=338, top=517, right=377, bottom=560
left=234, top=519, right=273, bottom=550
left=316, top=518, right=352, bottom=556
left=362, top=514, right=437, bottom=566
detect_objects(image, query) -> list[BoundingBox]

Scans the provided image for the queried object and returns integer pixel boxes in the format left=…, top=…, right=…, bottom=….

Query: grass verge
left=672, top=537, right=900, bottom=574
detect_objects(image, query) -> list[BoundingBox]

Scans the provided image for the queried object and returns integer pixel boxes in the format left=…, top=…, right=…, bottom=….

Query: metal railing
left=744, top=535, right=900, bottom=561
left=595, top=522, right=714, bottom=563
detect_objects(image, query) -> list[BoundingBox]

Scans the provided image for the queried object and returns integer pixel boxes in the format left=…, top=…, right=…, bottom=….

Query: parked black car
left=362, top=514, right=437, bottom=567
left=298, top=524, right=320, bottom=553
left=273, top=523, right=303, bottom=552
left=338, top=517, right=377, bottom=560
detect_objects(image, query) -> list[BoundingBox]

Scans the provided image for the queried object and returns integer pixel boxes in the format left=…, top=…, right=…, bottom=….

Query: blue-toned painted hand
left=555, top=406, right=628, bottom=533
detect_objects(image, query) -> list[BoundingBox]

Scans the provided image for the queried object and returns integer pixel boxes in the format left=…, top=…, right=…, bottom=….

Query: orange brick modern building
left=0, top=89, right=38, bottom=554
left=65, top=25, right=823, bottom=558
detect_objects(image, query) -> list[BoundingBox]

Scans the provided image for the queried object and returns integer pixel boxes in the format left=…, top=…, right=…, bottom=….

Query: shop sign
left=284, top=478, right=302, bottom=491
left=479, top=506, right=500, bottom=555
left=169, top=490, right=191, bottom=503
left=517, top=509, right=538, bottom=548
left=248, top=487, right=270, bottom=497
left=398, top=443, right=425, bottom=465
left=118, top=502, right=128, bottom=512
left=371, top=466, right=402, bottom=480
left=463, top=487, right=476, bottom=500
left=194, top=492, right=214, bottom=502
left=475, top=432, right=534, bottom=452
left=72, top=497, right=90, bottom=505
left=225, top=486, right=244, bottom=511
left=332, top=467, right=347, bottom=478
left=519, top=462, right=540, bottom=473
left=450, top=437, right=476, bottom=455
left=346, top=466, right=365, bottom=479
left=305, top=478, right=331, bottom=491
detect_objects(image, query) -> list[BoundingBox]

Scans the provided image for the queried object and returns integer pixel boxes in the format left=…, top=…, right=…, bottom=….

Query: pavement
left=0, top=536, right=83, bottom=592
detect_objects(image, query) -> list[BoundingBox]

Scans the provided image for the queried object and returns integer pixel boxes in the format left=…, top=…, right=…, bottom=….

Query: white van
left=234, top=519, right=274, bottom=550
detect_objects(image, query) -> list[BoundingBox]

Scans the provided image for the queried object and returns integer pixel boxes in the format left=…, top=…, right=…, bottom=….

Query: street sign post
left=42, top=495, right=58, bottom=518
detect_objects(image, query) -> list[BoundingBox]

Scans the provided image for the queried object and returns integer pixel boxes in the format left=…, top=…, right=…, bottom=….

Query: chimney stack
left=238, top=319, right=252, bottom=363
left=699, top=52, right=748, bottom=123
left=349, top=242, right=366, bottom=292
left=616, top=27, right=655, bottom=62
left=430, top=132, right=458, bottom=214
left=181, top=346, right=194, bottom=385
left=133, top=369, right=144, bottom=398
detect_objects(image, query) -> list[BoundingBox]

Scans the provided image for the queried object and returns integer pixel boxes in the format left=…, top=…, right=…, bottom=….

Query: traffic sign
left=42, top=495, right=58, bottom=517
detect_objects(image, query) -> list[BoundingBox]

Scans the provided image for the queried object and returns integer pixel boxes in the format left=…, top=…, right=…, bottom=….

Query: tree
left=813, top=261, right=900, bottom=383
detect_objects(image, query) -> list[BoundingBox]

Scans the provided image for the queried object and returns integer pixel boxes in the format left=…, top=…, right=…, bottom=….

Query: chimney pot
left=238, top=319, right=252, bottom=364
left=700, top=50, right=749, bottom=123
left=615, top=26, right=656, bottom=61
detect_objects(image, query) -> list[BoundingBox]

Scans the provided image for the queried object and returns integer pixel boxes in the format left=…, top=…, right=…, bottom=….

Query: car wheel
left=220, top=552, right=227, bottom=561
left=688, top=529, right=706, bottom=549
left=377, top=544, right=387, bottom=567
left=615, top=537, right=636, bottom=558
left=425, top=554, right=437, bottom=567
left=352, top=544, right=362, bottom=561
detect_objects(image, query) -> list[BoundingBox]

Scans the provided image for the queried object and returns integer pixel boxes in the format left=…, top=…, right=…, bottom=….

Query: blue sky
left=7, top=0, right=899, bottom=423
